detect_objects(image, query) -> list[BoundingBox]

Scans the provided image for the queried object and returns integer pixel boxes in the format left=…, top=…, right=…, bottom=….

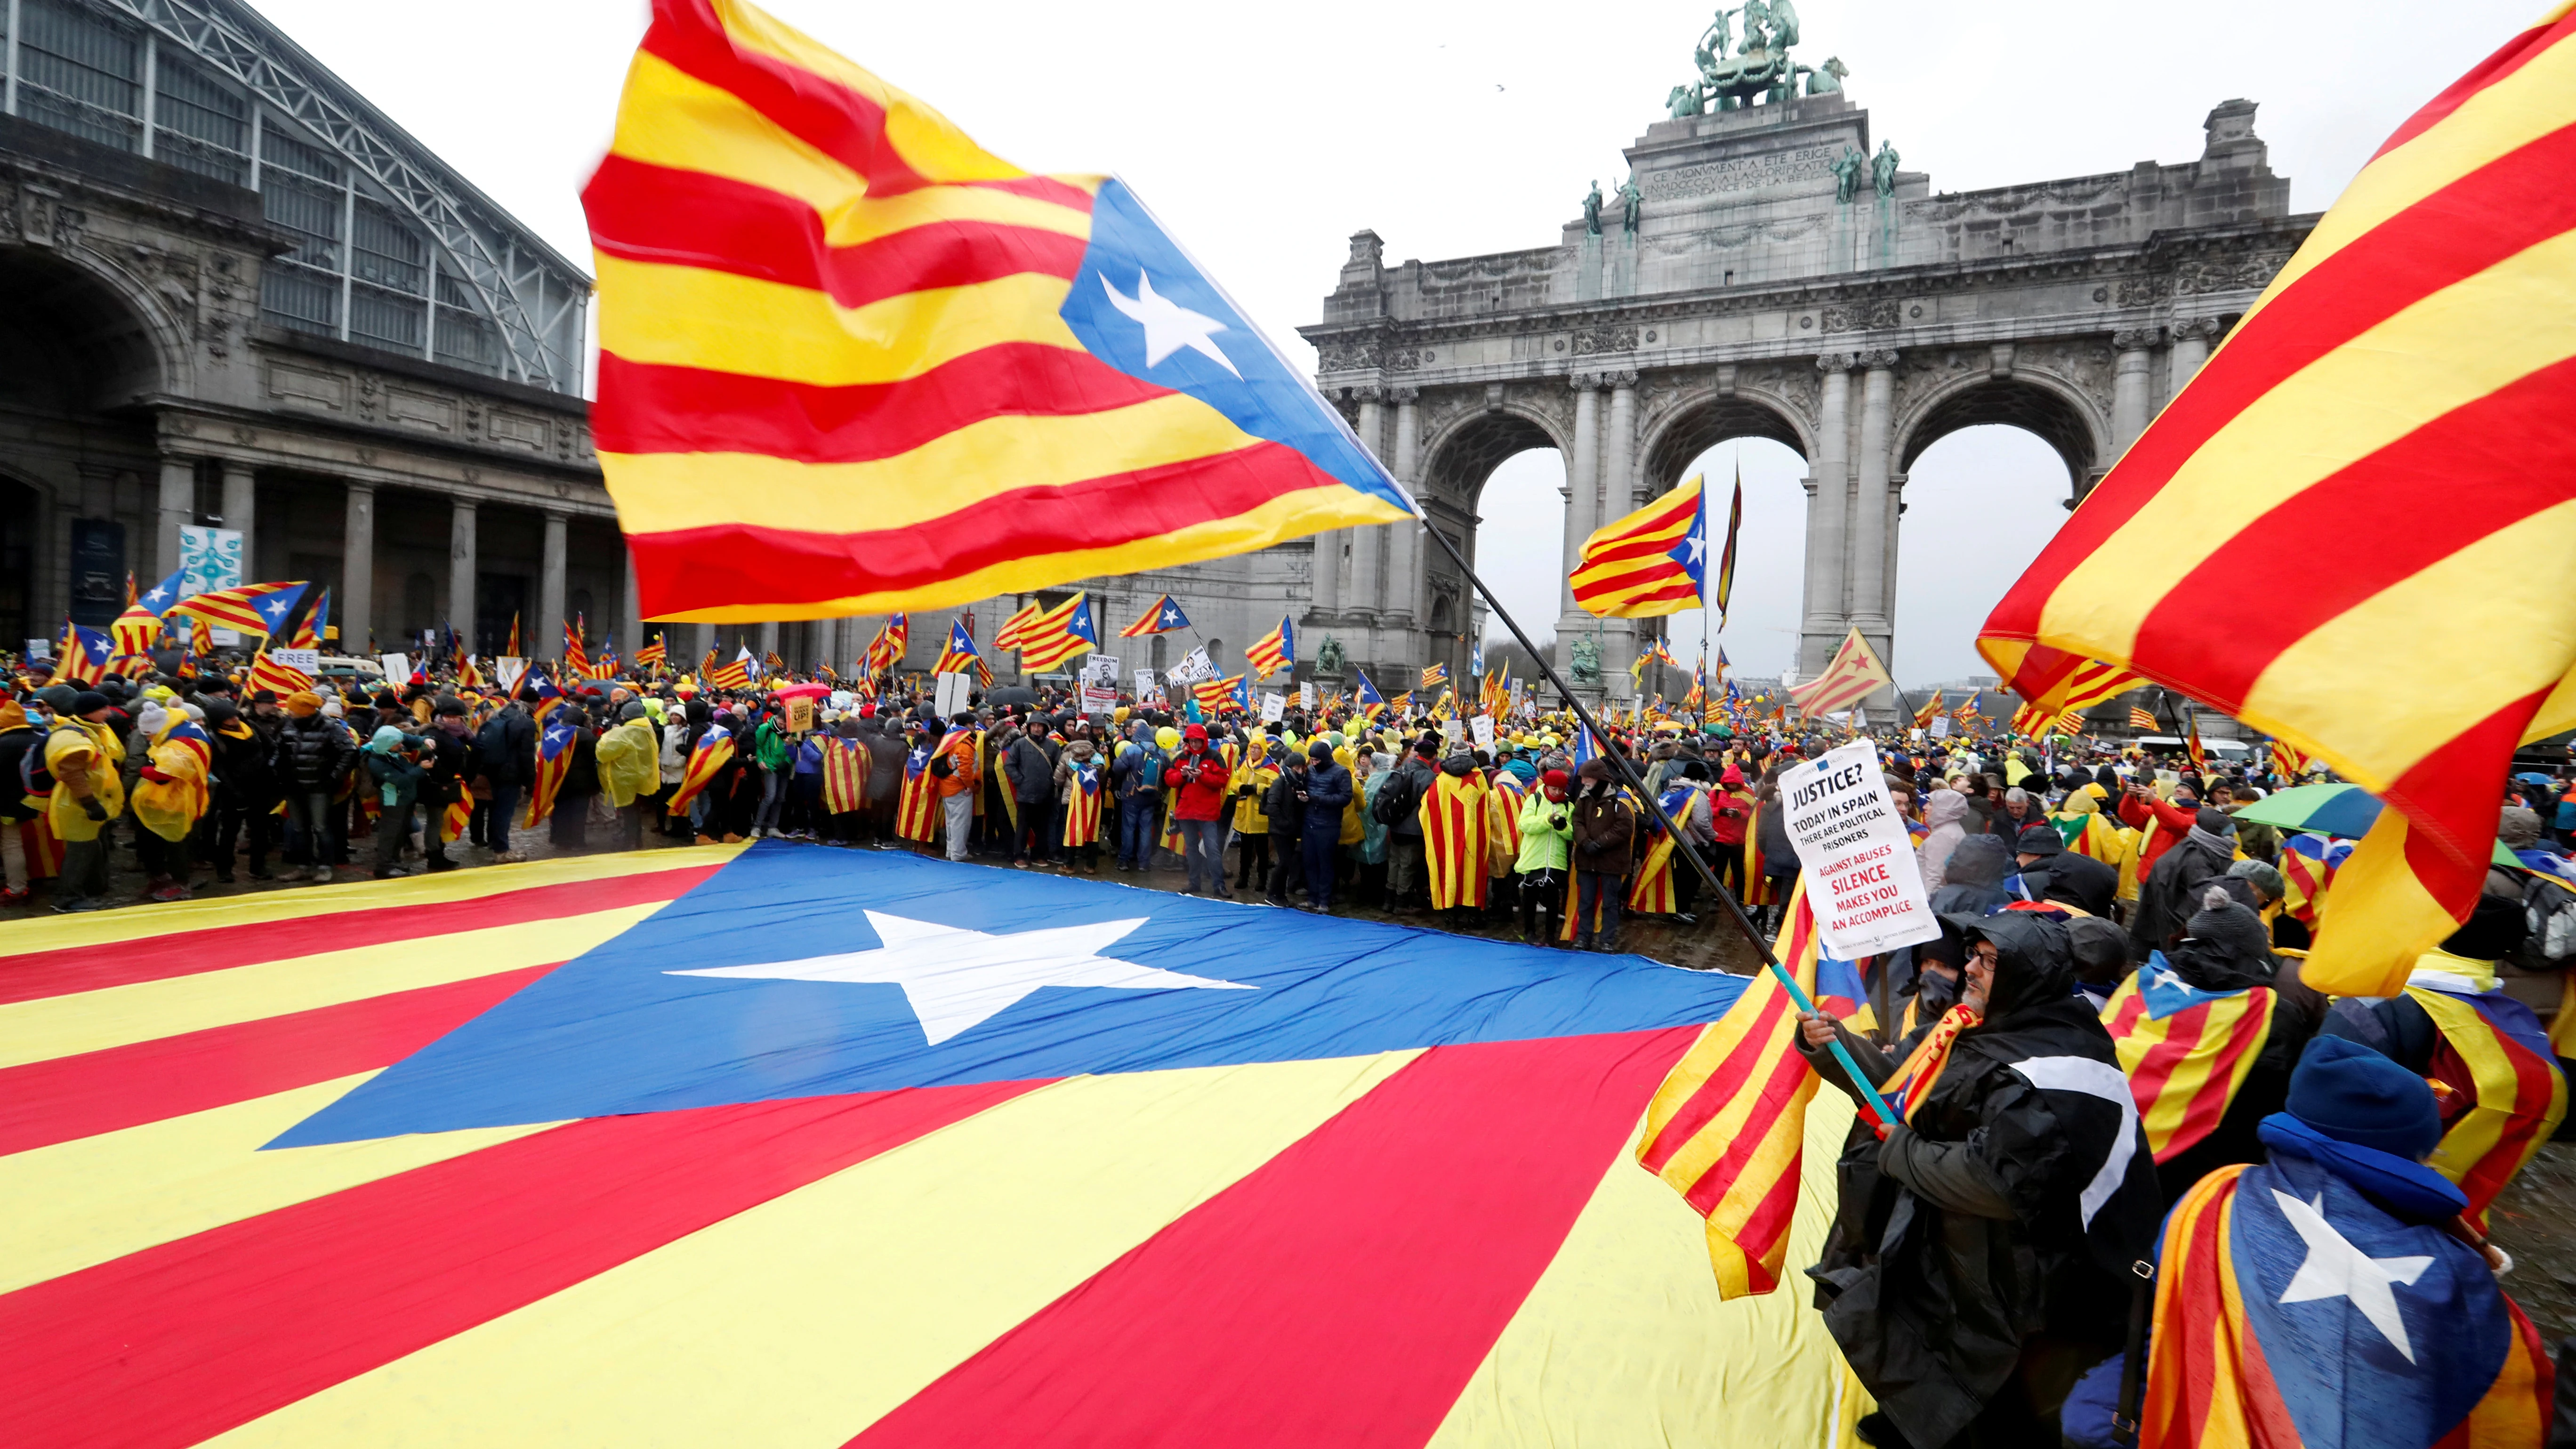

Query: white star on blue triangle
left=139, top=569, right=181, bottom=612
left=1665, top=487, right=1710, bottom=594
left=1157, top=598, right=1190, bottom=631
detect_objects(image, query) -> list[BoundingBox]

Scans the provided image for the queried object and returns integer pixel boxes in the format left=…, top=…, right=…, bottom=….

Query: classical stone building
left=1292, top=45, right=2318, bottom=708
left=0, top=0, right=630, bottom=660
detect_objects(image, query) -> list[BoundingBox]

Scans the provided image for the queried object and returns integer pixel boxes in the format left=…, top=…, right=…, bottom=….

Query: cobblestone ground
left=12, top=826, right=2568, bottom=1345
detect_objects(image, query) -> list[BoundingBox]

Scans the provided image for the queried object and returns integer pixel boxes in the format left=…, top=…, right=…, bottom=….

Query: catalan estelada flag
left=1119, top=594, right=1191, bottom=637
left=1636, top=877, right=1857, bottom=1297
left=581, top=0, right=1416, bottom=624
left=171, top=580, right=305, bottom=636
left=666, top=725, right=738, bottom=813
left=1192, top=673, right=1243, bottom=713
left=2141, top=1154, right=2552, bottom=1449
left=636, top=633, right=668, bottom=670
left=1572, top=474, right=1709, bottom=618
left=1014, top=592, right=1097, bottom=673
left=0, top=840, right=1891, bottom=1444
left=931, top=618, right=992, bottom=686
left=706, top=651, right=753, bottom=692
left=2100, top=956, right=2278, bottom=1164
left=1244, top=615, right=1292, bottom=678
left=1787, top=627, right=1890, bottom=718
left=1978, top=5, right=2576, bottom=998
left=562, top=620, right=590, bottom=679
left=864, top=612, right=909, bottom=676
left=1418, top=662, right=1449, bottom=692
left=50, top=622, right=110, bottom=688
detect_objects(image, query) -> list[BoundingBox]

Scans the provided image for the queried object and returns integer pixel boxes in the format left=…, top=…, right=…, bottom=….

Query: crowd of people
left=7, top=651, right=2575, bottom=1443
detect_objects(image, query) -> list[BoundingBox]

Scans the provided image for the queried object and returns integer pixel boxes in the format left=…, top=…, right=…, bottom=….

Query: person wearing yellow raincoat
left=596, top=700, right=663, bottom=852
left=1230, top=737, right=1283, bottom=895
left=43, top=691, right=126, bottom=912
left=130, top=704, right=214, bottom=902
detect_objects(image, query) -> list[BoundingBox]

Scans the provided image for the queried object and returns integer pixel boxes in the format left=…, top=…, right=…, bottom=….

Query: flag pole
left=1417, top=518, right=1897, bottom=1127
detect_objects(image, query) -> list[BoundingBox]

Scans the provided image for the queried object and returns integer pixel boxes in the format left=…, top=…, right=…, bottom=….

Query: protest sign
left=1470, top=715, right=1496, bottom=750
left=1298, top=682, right=1315, bottom=712
left=934, top=670, right=972, bottom=717
left=379, top=652, right=411, bottom=682
left=271, top=648, right=321, bottom=674
left=1259, top=691, right=1286, bottom=723
left=1777, top=740, right=1940, bottom=958
left=494, top=657, right=527, bottom=694
left=1081, top=683, right=1117, bottom=716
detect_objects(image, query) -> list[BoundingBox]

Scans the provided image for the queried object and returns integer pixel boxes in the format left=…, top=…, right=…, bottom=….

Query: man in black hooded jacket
left=1796, top=910, right=2162, bottom=1448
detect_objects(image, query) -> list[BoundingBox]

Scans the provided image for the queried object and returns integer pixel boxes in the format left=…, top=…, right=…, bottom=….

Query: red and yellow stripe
left=2410, top=985, right=2570, bottom=1226
left=2101, top=977, right=2278, bottom=1163
left=1014, top=594, right=1094, bottom=673
left=583, top=0, right=1407, bottom=624
left=1245, top=618, right=1290, bottom=679
left=1980, top=5, right=2576, bottom=997
left=1417, top=770, right=1492, bottom=911
left=1634, top=878, right=1830, bottom=1298
left=1787, top=627, right=1891, bottom=718
left=1571, top=476, right=1701, bottom=618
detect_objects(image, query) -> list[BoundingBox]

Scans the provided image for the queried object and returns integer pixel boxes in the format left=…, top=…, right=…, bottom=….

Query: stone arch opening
left=0, top=245, right=168, bottom=414
left=1421, top=407, right=1565, bottom=687
left=0, top=473, right=41, bottom=648
left=1641, top=394, right=1807, bottom=497
left=1895, top=377, right=2100, bottom=495
left=1892, top=424, right=2078, bottom=688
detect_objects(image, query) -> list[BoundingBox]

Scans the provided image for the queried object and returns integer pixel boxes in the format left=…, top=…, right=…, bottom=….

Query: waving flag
left=563, top=619, right=591, bottom=679
left=1711, top=464, right=1743, bottom=624
left=1418, top=662, right=1449, bottom=692
left=1015, top=592, right=1098, bottom=673
left=1572, top=474, right=1708, bottom=618
left=50, top=622, right=110, bottom=687
left=1978, top=6, right=2576, bottom=997
left=1955, top=690, right=1982, bottom=725
left=172, top=580, right=305, bottom=636
left=112, top=569, right=181, bottom=652
left=1244, top=615, right=1292, bottom=679
left=1119, top=594, right=1191, bottom=637
left=707, top=650, right=754, bottom=691
left=581, top=0, right=1416, bottom=625
left=931, top=618, right=992, bottom=685
left=1192, top=673, right=1243, bottom=712
left=636, top=633, right=668, bottom=670
left=1354, top=670, right=1386, bottom=722
left=1787, top=627, right=1890, bottom=718
left=2131, top=704, right=2159, bottom=730
left=504, top=612, right=522, bottom=658
left=864, top=612, right=910, bottom=675
left=524, top=717, right=585, bottom=828
left=1910, top=689, right=1945, bottom=731
left=244, top=650, right=314, bottom=699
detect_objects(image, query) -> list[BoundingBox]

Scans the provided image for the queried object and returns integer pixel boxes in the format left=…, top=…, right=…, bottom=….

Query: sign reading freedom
left=1779, top=740, right=1940, bottom=958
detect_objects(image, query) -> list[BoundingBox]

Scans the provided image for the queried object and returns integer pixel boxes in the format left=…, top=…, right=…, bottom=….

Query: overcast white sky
left=246, top=0, right=2539, bottom=684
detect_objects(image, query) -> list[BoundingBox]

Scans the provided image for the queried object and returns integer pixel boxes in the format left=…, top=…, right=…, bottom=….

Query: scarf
left=2185, top=823, right=2236, bottom=859
left=1874, top=1003, right=1983, bottom=1138
left=2256, top=1114, right=2467, bottom=1224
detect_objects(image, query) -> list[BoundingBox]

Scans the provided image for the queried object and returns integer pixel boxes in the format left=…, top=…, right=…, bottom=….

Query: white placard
left=1298, top=682, right=1316, bottom=712
left=494, top=657, right=527, bottom=695
left=1133, top=667, right=1155, bottom=695
left=1171, top=645, right=1215, bottom=684
left=271, top=648, right=321, bottom=673
left=1442, top=716, right=1467, bottom=747
left=27, top=636, right=52, bottom=661
left=210, top=628, right=241, bottom=647
left=932, top=669, right=971, bottom=717
left=1082, top=653, right=1122, bottom=686
left=1778, top=740, right=1941, bottom=959
left=379, top=652, right=411, bottom=681
left=1081, top=683, right=1117, bottom=716
left=1470, top=715, right=1497, bottom=750
left=1259, top=691, right=1286, bottom=723
left=1929, top=715, right=1951, bottom=739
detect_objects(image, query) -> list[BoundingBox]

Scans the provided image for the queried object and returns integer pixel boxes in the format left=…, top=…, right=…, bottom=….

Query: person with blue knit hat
left=2065, top=1035, right=2550, bottom=1449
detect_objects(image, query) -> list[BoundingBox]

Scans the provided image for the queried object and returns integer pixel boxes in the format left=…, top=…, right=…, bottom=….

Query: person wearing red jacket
left=1168, top=723, right=1235, bottom=898
left=2117, top=779, right=2201, bottom=879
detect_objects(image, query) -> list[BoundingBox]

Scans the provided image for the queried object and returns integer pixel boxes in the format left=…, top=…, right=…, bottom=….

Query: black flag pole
left=1415, top=516, right=1897, bottom=1127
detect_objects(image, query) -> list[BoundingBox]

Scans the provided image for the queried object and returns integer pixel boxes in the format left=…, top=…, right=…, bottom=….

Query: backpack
left=2518, top=870, right=2576, bottom=967
left=19, top=728, right=54, bottom=795
left=1372, top=766, right=1421, bottom=826
left=1134, top=748, right=1164, bottom=791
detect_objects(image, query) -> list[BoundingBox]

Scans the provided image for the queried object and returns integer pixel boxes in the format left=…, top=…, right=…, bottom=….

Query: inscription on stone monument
left=1642, top=143, right=1843, bottom=200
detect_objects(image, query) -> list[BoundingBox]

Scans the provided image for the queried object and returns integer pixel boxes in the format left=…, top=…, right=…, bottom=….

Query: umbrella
left=983, top=684, right=1038, bottom=708
left=2516, top=772, right=2555, bottom=784
left=2229, top=781, right=2384, bottom=839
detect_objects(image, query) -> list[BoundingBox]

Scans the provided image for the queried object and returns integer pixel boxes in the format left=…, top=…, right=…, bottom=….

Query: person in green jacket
left=749, top=712, right=793, bottom=838
left=1514, top=769, right=1575, bottom=946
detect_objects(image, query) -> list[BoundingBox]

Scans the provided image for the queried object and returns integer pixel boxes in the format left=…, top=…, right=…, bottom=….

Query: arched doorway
left=1632, top=392, right=1814, bottom=701
left=1418, top=409, right=1562, bottom=696
left=1887, top=375, right=2102, bottom=692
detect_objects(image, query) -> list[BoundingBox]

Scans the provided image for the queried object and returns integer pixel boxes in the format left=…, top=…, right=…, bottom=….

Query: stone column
left=1799, top=354, right=1855, bottom=674
left=2165, top=319, right=2217, bottom=400
left=342, top=482, right=377, bottom=653
left=155, top=456, right=194, bottom=581
left=1326, top=390, right=1384, bottom=624
left=621, top=551, right=643, bottom=661
left=537, top=507, right=568, bottom=657
left=1846, top=352, right=1897, bottom=656
left=2111, top=327, right=2160, bottom=458
left=447, top=499, right=477, bottom=652
left=1349, top=389, right=1386, bottom=624
left=1390, top=389, right=1422, bottom=628
left=218, top=461, right=256, bottom=573
left=1558, top=374, right=1602, bottom=623
left=756, top=621, right=779, bottom=663
left=1601, top=370, right=1641, bottom=688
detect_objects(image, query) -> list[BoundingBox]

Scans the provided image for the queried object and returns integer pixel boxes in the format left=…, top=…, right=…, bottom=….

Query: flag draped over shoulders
left=1978, top=6, right=2576, bottom=997
left=581, top=0, right=1415, bottom=624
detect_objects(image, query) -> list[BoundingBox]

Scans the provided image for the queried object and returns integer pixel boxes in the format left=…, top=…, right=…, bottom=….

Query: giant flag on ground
left=1572, top=474, right=1709, bottom=618
left=1977, top=6, right=2576, bottom=997
left=0, top=843, right=1879, bottom=1446
left=581, top=0, right=1416, bottom=624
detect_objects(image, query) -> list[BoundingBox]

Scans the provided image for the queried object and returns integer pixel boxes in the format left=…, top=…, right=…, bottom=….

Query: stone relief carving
left=1642, top=212, right=1828, bottom=255
left=1570, top=326, right=1638, bottom=355
left=2175, top=254, right=2288, bottom=294
left=1819, top=298, right=1901, bottom=332
left=2115, top=275, right=2172, bottom=306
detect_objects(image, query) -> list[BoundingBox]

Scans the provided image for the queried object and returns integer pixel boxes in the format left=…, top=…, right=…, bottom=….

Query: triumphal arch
left=1297, top=5, right=2316, bottom=702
